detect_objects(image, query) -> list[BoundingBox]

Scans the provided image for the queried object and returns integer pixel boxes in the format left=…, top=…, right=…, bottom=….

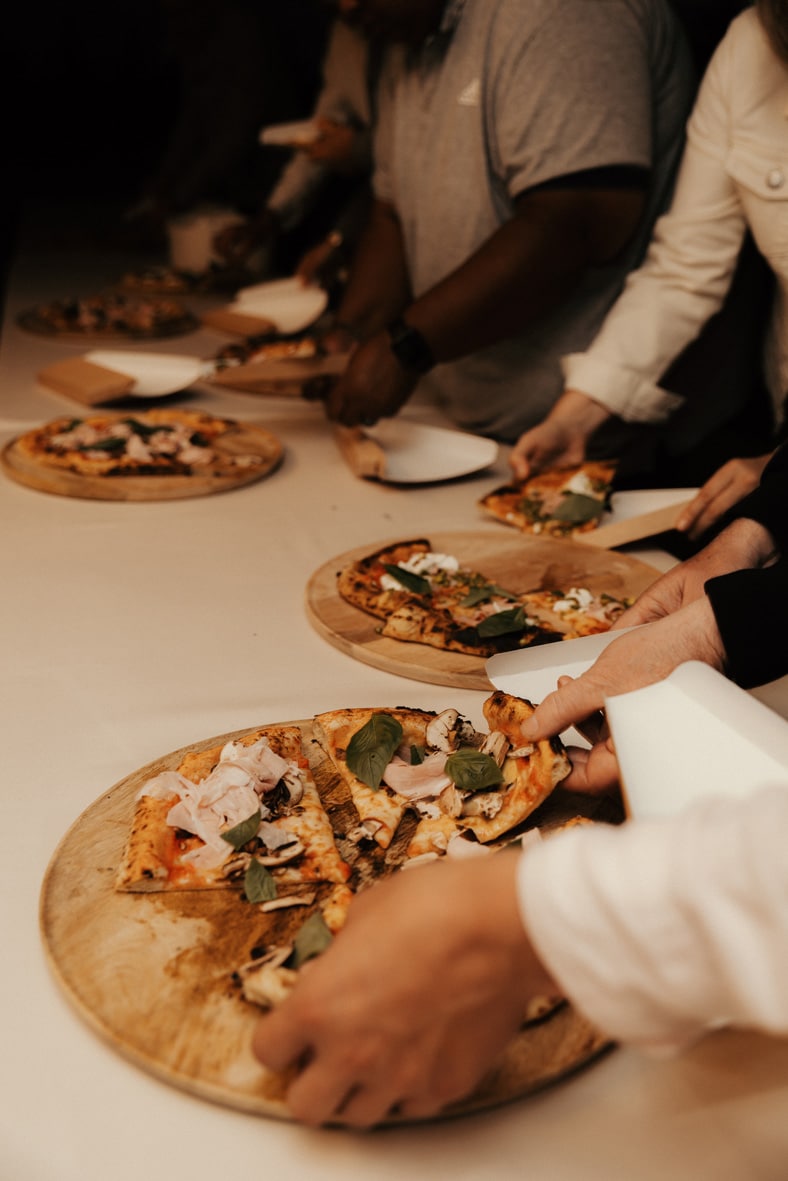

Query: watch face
left=387, top=319, right=434, bottom=374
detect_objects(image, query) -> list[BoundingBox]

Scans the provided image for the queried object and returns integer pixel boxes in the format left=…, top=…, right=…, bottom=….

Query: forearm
left=405, top=187, right=645, bottom=363
left=334, top=200, right=412, bottom=337
left=519, top=788, right=788, bottom=1051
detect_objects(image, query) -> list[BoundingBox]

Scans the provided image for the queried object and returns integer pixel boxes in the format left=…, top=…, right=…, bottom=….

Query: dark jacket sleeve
left=704, top=444, right=788, bottom=688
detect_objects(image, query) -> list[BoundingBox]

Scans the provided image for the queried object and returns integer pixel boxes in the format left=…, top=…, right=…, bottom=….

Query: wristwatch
left=386, top=317, right=435, bottom=375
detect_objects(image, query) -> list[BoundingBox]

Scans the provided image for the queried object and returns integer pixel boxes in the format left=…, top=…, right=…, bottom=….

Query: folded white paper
left=606, top=662, right=788, bottom=819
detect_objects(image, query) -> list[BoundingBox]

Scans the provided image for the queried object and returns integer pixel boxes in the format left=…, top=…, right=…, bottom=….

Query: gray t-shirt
left=373, top=0, right=695, bottom=441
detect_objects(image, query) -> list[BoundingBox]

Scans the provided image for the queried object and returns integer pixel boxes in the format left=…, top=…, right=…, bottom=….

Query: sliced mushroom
left=238, top=950, right=298, bottom=1008
left=461, top=791, right=504, bottom=819
left=221, top=852, right=252, bottom=878
left=259, top=891, right=316, bottom=913
left=437, top=783, right=464, bottom=818
left=425, top=708, right=461, bottom=752
left=282, top=765, right=304, bottom=805
left=479, top=730, right=511, bottom=767
left=509, top=743, right=535, bottom=758
left=345, top=818, right=384, bottom=844
left=254, top=839, right=305, bottom=867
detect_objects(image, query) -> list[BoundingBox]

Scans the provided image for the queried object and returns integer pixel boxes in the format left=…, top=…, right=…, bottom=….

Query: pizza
left=120, top=263, right=250, bottom=295
left=17, top=293, right=198, bottom=338
left=521, top=586, right=631, bottom=637
left=8, top=409, right=276, bottom=480
left=116, top=725, right=351, bottom=894
left=337, top=538, right=564, bottom=657
left=480, top=461, right=617, bottom=537
left=213, top=332, right=318, bottom=371
left=313, top=692, right=571, bottom=856
left=113, top=693, right=572, bottom=1017
left=336, top=537, right=630, bottom=654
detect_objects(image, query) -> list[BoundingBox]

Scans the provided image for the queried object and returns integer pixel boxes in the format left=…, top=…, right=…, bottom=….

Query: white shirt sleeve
left=517, top=786, right=788, bottom=1053
left=562, top=22, right=748, bottom=424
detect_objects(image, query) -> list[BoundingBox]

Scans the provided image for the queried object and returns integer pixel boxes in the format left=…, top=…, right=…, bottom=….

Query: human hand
left=252, top=853, right=555, bottom=1127
left=321, top=331, right=417, bottom=426
left=617, top=516, right=778, bottom=629
left=296, top=231, right=346, bottom=288
left=213, top=209, right=278, bottom=265
left=675, top=452, right=775, bottom=540
left=301, top=119, right=360, bottom=172
left=520, top=596, right=727, bottom=744
left=509, top=390, right=612, bottom=481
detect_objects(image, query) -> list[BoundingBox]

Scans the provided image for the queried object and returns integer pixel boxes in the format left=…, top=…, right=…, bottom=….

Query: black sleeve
left=703, top=444, right=788, bottom=688
left=730, top=443, right=788, bottom=550
left=705, top=559, right=788, bottom=688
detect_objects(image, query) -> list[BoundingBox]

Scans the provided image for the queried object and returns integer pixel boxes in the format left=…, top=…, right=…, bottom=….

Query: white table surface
left=3, top=234, right=788, bottom=1181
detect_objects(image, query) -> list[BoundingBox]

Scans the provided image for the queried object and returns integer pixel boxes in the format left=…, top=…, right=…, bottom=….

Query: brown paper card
left=200, top=308, right=277, bottom=337
left=37, top=358, right=136, bottom=406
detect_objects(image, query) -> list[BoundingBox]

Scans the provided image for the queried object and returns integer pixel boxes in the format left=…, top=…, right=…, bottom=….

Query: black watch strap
left=386, top=317, right=435, bottom=375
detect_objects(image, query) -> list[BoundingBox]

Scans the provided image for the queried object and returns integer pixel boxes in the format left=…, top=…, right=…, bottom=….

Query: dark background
left=0, top=0, right=754, bottom=307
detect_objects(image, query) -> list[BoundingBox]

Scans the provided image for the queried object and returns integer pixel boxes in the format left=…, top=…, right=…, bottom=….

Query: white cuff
left=561, top=353, right=685, bottom=424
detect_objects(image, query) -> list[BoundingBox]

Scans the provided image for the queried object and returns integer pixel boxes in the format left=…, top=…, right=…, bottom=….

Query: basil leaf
left=552, top=493, right=605, bottom=525
left=346, top=713, right=403, bottom=789
left=477, top=607, right=527, bottom=637
left=124, top=417, right=171, bottom=440
left=460, top=583, right=519, bottom=608
left=289, top=911, right=334, bottom=969
left=410, top=744, right=424, bottom=765
left=382, top=563, right=431, bottom=597
left=516, top=496, right=544, bottom=523
left=221, top=808, right=262, bottom=850
left=445, top=749, right=504, bottom=791
left=243, top=859, right=278, bottom=904
left=76, top=436, right=127, bottom=453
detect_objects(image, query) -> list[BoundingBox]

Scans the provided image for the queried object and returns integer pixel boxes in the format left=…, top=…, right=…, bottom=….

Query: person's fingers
left=520, top=675, right=606, bottom=741
left=675, top=464, right=737, bottom=536
left=562, top=739, right=619, bottom=794
left=301, top=375, right=335, bottom=402
left=252, top=1007, right=311, bottom=1076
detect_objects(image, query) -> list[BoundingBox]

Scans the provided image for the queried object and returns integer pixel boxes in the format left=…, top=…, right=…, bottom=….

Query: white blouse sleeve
left=562, top=23, right=748, bottom=424
left=517, top=786, right=788, bottom=1053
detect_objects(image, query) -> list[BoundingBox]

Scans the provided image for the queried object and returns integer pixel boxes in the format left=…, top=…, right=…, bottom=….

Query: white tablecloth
left=3, top=230, right=788, bottom=1181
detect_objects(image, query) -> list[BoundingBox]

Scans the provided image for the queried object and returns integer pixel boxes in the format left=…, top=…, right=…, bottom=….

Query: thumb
left=520, top=674, right=606, bottom=741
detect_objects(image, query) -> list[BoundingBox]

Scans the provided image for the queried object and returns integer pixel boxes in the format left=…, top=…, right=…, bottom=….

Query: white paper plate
left=85, top=351, right=206, bottom=398
left=232, top=277, right=328, bottom=334
left=259, top=120, right=320, bottom=147
left=366, top=420, right=498, bottom=483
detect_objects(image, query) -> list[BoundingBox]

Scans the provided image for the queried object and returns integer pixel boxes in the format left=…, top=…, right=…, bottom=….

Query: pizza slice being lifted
left=313, top=691, right=571, bottom=860
left=480, top=460, right=617, bottom=537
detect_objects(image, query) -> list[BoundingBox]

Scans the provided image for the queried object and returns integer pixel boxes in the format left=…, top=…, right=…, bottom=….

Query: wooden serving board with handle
left=576, top=499, right=694, bottom=549
left=1, top=421, right=283, bottom=502
left=305, top=530, right=660, bottom=692
left=40, top=719, right=611, bottom=1124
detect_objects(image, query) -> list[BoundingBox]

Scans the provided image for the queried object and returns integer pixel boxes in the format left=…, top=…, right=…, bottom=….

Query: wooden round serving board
left=16, top=308, right=200, bottom=341
left=306, top=530, right=660, bottom=691
left=40, top=720, right=611, bottom=1124
left=1, top=422, right=283, bottom=501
